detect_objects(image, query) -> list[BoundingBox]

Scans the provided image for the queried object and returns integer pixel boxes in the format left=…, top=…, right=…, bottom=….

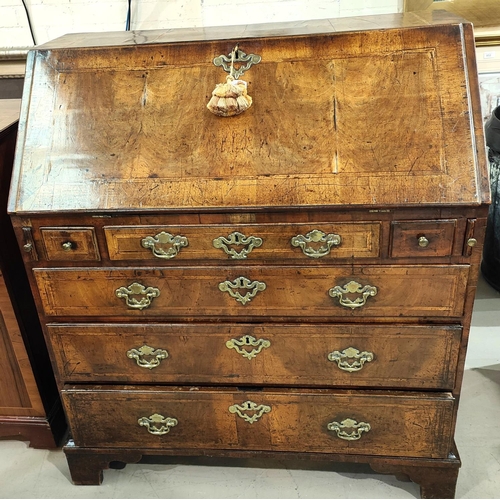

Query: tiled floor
left=1, top=274, right=499, bottom=499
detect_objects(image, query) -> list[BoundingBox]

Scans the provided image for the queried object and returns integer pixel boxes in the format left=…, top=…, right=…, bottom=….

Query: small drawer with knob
left=40, top=227, right=100, bottom=261
left=390, top=220, right=457, bottom=258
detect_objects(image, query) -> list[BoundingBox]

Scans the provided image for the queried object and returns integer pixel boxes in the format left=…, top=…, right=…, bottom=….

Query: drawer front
left=40, top=227, right=100, bottom=261
left=62, top=386, right=454, bottom=458
left=104, top=223, right=381, bottom=261
left=34, top=265, right=469, bottom=318
left=391, top=220, right=457, bottom=258
left=49, top=323, right=461, bottom=389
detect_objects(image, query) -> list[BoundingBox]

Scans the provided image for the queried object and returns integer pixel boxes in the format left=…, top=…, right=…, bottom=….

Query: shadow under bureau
left=8, top=11, right=490, bottom=498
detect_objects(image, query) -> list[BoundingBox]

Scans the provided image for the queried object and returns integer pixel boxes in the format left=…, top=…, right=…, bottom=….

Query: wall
left=1, top=0, right=402, bottom=48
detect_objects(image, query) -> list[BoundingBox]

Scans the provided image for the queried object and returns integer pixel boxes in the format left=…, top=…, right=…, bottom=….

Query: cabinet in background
left=0, top=99, right=65, bottom=448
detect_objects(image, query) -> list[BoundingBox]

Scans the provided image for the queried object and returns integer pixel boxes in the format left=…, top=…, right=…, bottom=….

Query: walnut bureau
left=8, top=12, right=490, bottom=498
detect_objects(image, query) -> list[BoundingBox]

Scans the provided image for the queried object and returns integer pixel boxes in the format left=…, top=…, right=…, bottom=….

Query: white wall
left=1, top=0, right=403, bottom=48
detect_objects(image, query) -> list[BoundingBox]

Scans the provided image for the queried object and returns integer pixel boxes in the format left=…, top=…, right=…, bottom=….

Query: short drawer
left=104, top=223, right=380, bottom=261
left=49, top=323, right=461, bottom=390
left=34, top=265, right=469, bottom=319
left=40, top=227, right=100, bottom=261
left=390, top=220, right=456, bottom=258
left=62, top=385, right=454, bottom=459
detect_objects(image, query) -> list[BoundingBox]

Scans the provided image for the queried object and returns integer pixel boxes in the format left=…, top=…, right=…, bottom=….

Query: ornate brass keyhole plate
left=213, top=231, right=263, bottom=259
left=213, top=48, right=262, bottom=79
left=226, top=335, right=271, bottom=359
left=218, top=276, right=266, bottom=305
left=228, top=401, right=271, bottom=424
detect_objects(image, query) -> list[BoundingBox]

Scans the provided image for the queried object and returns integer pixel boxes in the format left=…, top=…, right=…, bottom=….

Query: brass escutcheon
left=328, top=347, right=374, bottom=372
left=226, top=335, right=271, bottom=360
left=115, top=282, right=160, bottom=310
left=218, top=276, right=266, bottom=305
left=138, top=413, right=178, bottom=435
left=291, top=229, right=342, bottom=258
left=327, top=418, right=371, bottom=441
left=213, top=231, right=263, bottom=259
left=213, top=48, right=262, bottom=79
left=141, top=231, right=188, bottom=259
left=228, top=400, right=271, bottom=424
left=127, top=345, right=168, bottom=369
left=328, top=280, right=377, bottom=309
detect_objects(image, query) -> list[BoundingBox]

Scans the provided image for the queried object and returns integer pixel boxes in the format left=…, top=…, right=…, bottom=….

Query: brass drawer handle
left=213, top=231, right=263, bottom=259
left=328, top=280, right=377, bottom=309
left=291, top=229, right=341, bottom=258
left=138, top=413, right=178, bottom=435
left=328, top=347, right=374, bottom=372
left=127, top=345, right=168, bottom=369
left=327, top=418, right=371, bottom=441
left=229, top=401, right=271, bottom=424
left=141, top=231, right=188, bottom=259
left=226, top=335, right=271, bottom=359
left=115, top=282, right=160, bottom=310
left=218, top=276, right=266, bottom=305
left=418, top=235, right=429, bottom=248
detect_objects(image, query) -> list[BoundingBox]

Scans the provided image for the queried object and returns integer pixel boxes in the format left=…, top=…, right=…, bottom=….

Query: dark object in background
left=0, top=78, right=24, bottom=99
left=482, top=106, right=500, bottom=291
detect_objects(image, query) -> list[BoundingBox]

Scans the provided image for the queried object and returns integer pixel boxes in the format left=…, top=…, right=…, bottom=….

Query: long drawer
left=34, top=265, right=469, bottom=318
left=61, top=385, right=455, bottom=459
left=49, top=323, right=461, bottom=389
left=104, top=223, right=381, bottom=261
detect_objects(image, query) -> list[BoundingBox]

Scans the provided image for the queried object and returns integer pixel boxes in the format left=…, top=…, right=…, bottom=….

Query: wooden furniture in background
left=8, top=12, right=490, bottom=497
left=0, top=100, right=65, bottom=448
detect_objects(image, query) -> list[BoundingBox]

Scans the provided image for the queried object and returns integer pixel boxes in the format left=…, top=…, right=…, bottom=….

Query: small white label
left=484, top=51, right=496, bottom=59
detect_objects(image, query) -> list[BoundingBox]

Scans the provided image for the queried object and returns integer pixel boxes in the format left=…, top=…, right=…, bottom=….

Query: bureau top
left=8, top=14, right=490, bottom=214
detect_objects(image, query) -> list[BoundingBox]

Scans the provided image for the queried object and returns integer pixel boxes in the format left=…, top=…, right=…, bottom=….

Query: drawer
left=390, top=220, right=456, bottom=258
left=40, top=227, right=100, bottom=261
left=62, top=385, right=454, bottom=458
left=104, top=223, right=380, bottom=261
left=49, top=323, right=461, bottom=390
left=34, top=265, right=469, bottom=319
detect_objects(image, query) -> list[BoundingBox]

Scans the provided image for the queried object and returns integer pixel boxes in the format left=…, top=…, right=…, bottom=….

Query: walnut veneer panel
left=9, top=23, right=488, bottom=213
left=62, top=386, right=454, bottom=458
left=49, top=323, right=461, bottom=389
left=34, top=265, right=469, bottom=319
